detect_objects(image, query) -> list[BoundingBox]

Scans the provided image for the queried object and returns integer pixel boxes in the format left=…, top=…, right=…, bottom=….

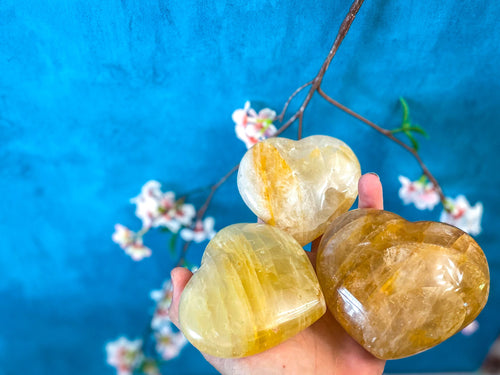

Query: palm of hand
left=169, top=174, right=386, bottom=375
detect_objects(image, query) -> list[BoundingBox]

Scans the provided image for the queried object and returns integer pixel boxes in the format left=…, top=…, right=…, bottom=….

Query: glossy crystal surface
left=237, top=135, right=361, bottom=246
left=317, top=209, right=490, bottom=359
left=179, top=223, right=326, bottom=358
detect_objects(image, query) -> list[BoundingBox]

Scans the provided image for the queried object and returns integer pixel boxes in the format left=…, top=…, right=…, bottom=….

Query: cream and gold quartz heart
left=237, top=135, right=361, bottom=246
left=317, top=209, right=490, bottom=359
left=179, top=223, right=326, bottom=358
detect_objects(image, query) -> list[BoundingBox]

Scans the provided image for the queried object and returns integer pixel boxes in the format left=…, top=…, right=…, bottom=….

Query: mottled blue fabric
left=0, top=1, right=499, bottom=374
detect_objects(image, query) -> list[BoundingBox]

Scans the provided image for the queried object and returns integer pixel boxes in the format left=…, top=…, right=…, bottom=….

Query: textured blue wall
left=1, top=1, right=499, bottom=374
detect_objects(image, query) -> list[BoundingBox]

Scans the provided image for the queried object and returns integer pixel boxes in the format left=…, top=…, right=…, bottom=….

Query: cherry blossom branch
left=277, top=80, right=313, bottom=122
left=275, top=0, right=365, bottom=137
left=316, top=87, right=448, bottom=207
left=195, top=164, right=240, bottom=221
left=176, top=163, right=240, bottom=267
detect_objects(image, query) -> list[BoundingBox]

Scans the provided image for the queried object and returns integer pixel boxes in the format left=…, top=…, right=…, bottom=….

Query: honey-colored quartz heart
left=237, top=135, right=361, bottom=246
left=317, top=209, right=490, bottom=359
left=179, top=223, right=326, bottom=358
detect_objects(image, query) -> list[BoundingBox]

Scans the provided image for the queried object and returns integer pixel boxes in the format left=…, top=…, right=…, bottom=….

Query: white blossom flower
left=112, top=224, right=152, bottom=261
left=461, top=320, right=479, bottom=336
left=180, top=217, right=216, bottom=243
left=175, top=203, right=196, bottom=226
left=232, top=101, right=252, bottom=126
left=130, top=181, right=166, bottom=228
left=150, top=280, right=174, bottom=330
left=233, top=101, right=278, bottom=149
left=440, top=195, right=483, bottom=235
left=112, top=224, right=135, bottom=248
left=124, top=242, right=152, bottom=261
left=155, top=325, right=188, bottom=361
left=156, top=202, right=196, bottom=231
left=130, top=181, right=195, bottom=232
left=398, top=175, right=440, bottom=210
left=106, top=337, right=144, bottom=375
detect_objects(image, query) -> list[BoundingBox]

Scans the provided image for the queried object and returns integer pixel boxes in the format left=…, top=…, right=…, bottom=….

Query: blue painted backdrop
left=1, top=1, right=499, bottom=374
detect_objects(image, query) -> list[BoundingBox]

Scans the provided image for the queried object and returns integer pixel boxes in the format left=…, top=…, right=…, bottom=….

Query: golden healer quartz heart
left=179, top=223, right=326, bottom=358
left=237, top=136, right=361, bottom=246
left=317, top=209, right=490, bottom=360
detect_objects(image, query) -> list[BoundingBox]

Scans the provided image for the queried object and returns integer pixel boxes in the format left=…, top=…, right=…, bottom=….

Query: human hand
left=168, top=173, right=386, bottom=375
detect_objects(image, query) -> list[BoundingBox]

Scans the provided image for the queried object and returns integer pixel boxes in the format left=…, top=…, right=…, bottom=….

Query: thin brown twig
left=277, top=81, right=313, bottom=122
left=196, top=163, right=240, bottom=220
left=316, top=87, right=448, bottom=207
left=298, top=112, right=304, bottom=140
left=176, top=240, right=192, bottom=268
left=176, top=163, right=240, bottom=267
left=275, top=0, right=365, bottom=137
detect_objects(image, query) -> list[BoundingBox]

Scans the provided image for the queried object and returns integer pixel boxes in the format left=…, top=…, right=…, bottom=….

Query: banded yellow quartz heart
left=237, top=135, right=361, bottom=246
left=317, top=209, right=490, bottom=359
left=179, top=223, right=326, bottom=358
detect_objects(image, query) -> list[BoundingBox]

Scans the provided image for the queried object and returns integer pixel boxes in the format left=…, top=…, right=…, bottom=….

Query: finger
left=168, top=267, right=193, bottom=328
left=358, top=173, right=383, bottom=209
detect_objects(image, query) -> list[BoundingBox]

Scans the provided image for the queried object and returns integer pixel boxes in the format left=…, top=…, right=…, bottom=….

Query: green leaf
left=400, top=97, right=410, bottom=124
left=405, top=131, right=419, bottom=151
left=409, top=124, right=429, bottom=138
left=169, top=232, right=179, bottom=255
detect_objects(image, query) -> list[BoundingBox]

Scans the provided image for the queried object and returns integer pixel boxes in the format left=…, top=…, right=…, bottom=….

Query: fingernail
left=367, top=172, right=379, bottom=178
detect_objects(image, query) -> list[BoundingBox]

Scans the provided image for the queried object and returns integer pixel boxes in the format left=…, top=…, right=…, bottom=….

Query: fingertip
left=358, top=173, right=384, bottom=210
left=171, top=266, right=193, bottom=285
left=168, top=267, right=194, bottom=327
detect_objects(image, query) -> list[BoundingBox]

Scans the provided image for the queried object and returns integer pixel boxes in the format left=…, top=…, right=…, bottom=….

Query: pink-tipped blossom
left=155, top=325, right=188, bottom=360
left=398, top=175, right=440, bottom=210
left=106, top=337, right=144, bottom=375
left=233, top=101, right=278, bottom=149
left=180, top=217, right=216, bottom=243
left=130, top=181, right=196, bottom=232
left=440, top=195, right=483, bottom=235
left=155, top=202, right=196, bottom=232
left=112, top=224, right=152, bottom=261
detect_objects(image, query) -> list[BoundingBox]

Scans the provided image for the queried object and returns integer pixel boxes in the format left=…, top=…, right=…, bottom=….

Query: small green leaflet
left=390, top=97, right=428, bottom=151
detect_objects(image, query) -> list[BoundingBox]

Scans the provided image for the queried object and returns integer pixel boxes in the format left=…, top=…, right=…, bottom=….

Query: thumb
left=358, top=173, right=384, bottom=209
left=168, top=267, right=193, bottom=328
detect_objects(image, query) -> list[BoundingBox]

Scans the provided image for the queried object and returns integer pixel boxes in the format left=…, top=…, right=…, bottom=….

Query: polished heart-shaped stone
left=179, top=223, right=326, bottom=358
left=237, top=135, right=361, bottom=246
left=317, top=209, right=490, bottom=359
